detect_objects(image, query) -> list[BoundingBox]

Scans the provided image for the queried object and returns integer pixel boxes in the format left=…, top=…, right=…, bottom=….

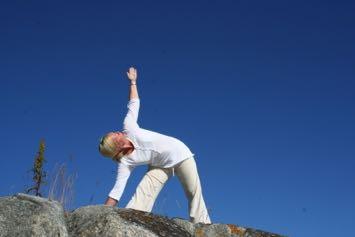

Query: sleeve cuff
left=108, top=194, right=119, bottom=201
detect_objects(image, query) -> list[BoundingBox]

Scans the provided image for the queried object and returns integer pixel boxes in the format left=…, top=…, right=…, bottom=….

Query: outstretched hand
left=126, top=67, right=137, bottom=82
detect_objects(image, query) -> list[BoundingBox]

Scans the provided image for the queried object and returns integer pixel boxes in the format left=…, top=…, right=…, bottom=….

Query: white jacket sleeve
left=123, top=98, right=140, bottom=131
left=108, top=162, right=135, bottom=202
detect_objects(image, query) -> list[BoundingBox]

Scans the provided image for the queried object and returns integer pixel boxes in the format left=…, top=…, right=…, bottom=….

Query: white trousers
left=126, top=157, right=211, bottom=224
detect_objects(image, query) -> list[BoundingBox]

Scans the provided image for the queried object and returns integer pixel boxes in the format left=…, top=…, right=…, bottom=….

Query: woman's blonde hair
left=98, top=133, right=118, bottom=158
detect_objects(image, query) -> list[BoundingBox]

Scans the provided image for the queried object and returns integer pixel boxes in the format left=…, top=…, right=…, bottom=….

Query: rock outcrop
left=0, top=193, right=286, bottom=237
left=0, top=193, right=68, bottom=237
left=67, top=206, right=190, bottom=237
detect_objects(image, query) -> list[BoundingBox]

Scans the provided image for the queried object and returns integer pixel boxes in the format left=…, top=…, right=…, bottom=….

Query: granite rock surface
left=0, top=193, right=286, bottom=237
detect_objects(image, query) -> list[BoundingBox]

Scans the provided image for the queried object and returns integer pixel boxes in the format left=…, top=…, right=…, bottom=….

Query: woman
left=99, top=67, right=211, bottom=224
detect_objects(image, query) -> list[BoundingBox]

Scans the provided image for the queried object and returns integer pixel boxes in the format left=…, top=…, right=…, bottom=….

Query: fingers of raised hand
left=127, top=67, right=137, bottom=80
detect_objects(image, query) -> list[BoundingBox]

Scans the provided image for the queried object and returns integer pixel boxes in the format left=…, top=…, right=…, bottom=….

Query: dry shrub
left=26, top=140, right=46, bottom=196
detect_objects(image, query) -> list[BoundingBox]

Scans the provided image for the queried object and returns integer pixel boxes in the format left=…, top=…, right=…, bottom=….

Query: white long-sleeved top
left=108, top=98, right=194, bottom=201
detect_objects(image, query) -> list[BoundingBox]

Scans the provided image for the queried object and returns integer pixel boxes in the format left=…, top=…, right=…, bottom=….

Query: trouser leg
left=126, top=166, right=171, bottom=212
left=175, top=157, right=211, bottom=224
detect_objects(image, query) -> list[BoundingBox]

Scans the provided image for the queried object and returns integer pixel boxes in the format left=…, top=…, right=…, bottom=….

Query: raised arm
left=127, top=67, right=139, bottom=100
left=123, top=67, right=140, bottom=131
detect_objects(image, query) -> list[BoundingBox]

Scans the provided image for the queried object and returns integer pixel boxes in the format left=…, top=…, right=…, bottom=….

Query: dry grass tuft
left=48, top=163, right=77, bottom=211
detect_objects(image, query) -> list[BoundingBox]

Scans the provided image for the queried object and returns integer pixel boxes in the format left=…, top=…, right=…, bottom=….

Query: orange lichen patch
left=195, top=227, right=205, bottom=237
left=228, top=224, right=246, bottom=235
left=117, top=209, right=190, bottom=237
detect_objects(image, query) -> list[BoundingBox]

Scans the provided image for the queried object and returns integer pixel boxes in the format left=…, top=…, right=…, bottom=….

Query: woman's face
left=109, top=132, right=127, bottom=160
left=110, top=132, right=125, bottom=143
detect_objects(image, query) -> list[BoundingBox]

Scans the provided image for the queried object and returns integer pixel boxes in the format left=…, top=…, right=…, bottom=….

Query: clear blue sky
left=1, top=1, right=354, bottom=236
